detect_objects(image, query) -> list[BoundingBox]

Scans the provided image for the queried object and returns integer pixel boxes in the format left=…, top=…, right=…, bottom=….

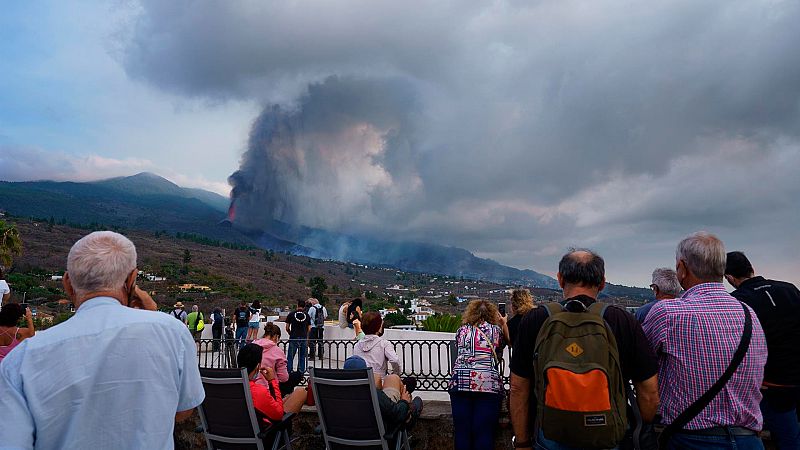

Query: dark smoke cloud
left=121, top=0, right=800, bottom=285
left=229, top=76, right=423, bottom=233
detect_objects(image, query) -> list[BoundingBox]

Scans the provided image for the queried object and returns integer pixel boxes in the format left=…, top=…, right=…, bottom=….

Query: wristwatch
left=512, top=436, right=532, bottom=448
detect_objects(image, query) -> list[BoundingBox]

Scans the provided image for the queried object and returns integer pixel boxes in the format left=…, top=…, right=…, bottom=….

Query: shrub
left=384, top=312, right=411, bottom=327
left=422, top=314, right=461, bottom=332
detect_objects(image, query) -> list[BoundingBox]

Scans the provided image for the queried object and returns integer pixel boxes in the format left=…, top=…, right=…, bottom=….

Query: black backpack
left=313, top=305, right=325, bottom=327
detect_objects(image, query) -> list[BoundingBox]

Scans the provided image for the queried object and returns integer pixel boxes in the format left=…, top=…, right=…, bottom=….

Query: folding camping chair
left=310, top=367, right=411, bottom=450
left=198, top=367, right=295, bottom=450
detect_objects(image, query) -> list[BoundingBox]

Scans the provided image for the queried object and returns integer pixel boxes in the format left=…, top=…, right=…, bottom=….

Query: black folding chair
left=198, top=367, right=295, bottom=450
left=310, top=367, right=410, bottom=450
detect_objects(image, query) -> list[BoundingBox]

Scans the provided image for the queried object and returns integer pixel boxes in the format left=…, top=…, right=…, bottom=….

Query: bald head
left=558, top=248, right=605, bottom=288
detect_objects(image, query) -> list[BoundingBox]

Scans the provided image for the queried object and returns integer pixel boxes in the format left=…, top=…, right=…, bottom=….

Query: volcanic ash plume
left=228, top=76, right=424, bottom=234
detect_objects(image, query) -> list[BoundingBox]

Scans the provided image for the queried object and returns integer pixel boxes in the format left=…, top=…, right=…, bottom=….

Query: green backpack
left=534, top=301, right=627, bottom=449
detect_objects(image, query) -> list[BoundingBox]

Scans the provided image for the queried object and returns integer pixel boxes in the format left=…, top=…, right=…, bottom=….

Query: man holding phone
left=0, top=231, right=205, bottom=449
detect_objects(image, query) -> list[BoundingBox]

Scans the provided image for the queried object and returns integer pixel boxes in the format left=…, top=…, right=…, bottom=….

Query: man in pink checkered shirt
left=643, top=232, right=768, bottom=449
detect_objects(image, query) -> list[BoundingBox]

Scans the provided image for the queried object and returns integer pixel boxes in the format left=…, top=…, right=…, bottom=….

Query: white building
left=412, top=311, right=433, bottom=324
left=378, top=308, right=399, bottom=318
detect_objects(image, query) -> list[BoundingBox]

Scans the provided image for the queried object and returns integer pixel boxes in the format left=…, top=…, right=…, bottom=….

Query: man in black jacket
left=726, top=251, right=800, bottom=449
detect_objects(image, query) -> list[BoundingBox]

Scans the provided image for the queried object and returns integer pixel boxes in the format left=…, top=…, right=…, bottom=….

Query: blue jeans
left=536, top=429, right=619, bottom=450
left=668, top=432, right=764, bottom=450
left=287, top=339, right=307, bottom=373
left=235, top=326, right=248, bottom=348
left=761, top=387, right=800, bottom=450
left=449, top=391, right=502, bottom=450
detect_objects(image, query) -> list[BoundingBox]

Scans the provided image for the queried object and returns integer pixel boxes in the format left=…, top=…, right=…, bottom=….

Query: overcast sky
left=1, top=0, right=799, bottom=286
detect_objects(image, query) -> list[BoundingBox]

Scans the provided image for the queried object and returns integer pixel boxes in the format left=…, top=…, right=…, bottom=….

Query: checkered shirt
left=643, top=282, right=768, bottom=430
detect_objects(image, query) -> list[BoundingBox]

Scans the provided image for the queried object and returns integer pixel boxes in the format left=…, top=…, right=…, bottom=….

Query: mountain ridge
left=0, top=173, right=652, bottom=298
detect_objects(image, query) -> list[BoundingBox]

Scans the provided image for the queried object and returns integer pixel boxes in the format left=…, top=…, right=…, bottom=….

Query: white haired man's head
left=651, top=267, right=682, bottom=299
left=66, top=231, right=137, bottom=298
left=675, top=231, right=726, bottom=289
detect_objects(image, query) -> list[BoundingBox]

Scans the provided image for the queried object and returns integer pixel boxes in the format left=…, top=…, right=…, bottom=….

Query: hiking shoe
left=402, top=376, right=417, bottom=394
left=407, top=397, right=423, bottom=429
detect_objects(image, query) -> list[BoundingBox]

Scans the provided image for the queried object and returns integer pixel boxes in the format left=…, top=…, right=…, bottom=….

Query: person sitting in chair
left=237, top=343, right=308, bottom=443
left=342, top=355, right=423, bottom=444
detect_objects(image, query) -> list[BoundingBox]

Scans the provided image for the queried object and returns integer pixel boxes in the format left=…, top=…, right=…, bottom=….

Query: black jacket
left=731, top=276, right=800, bottom=385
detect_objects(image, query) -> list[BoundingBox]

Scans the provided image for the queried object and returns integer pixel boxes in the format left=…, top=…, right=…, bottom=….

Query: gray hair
left=676, top=231, right=726, bottom=281
left=651, top=267, right=682, bottom=297
left=67, top=231, right=137, bottom=296
left=192, top=305, right=199, bottom=312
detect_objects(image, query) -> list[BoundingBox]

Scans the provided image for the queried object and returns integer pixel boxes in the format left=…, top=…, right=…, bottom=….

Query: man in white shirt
left=0, top=267, right=11, bottom=307
left=0, top=231, right=205, bottom=449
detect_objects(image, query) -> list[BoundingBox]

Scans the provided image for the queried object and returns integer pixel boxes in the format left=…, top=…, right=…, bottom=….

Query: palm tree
left=0, top=220, right=23, bottom=267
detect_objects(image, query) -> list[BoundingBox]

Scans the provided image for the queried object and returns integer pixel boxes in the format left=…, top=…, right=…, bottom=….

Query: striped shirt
left=643, top=282, right=767, bottom=430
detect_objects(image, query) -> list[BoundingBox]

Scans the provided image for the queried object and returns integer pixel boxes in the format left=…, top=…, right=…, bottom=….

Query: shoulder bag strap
left=473, top=325, right=500, bottom=368
left=660, top=302, right=753, bottom=444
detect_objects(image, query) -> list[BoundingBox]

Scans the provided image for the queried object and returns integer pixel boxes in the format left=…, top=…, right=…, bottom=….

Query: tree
left=383, top=312, right=411, bottom=328
left=297, top=275, right=306, bottom=284
left=182, top=249, right=192, bottom=265
left=0, top=220, right=23, bottom=267
left=448, top=293, right=458, bottom=306
left=309, top=276, right=328, bottom=304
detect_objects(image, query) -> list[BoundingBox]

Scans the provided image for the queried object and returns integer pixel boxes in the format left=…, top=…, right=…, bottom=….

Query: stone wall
left=175, top=400, right=515, bottom=450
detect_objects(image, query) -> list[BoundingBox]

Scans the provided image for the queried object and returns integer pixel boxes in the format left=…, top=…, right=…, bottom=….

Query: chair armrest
left=257, top=412, right=297, bottom=438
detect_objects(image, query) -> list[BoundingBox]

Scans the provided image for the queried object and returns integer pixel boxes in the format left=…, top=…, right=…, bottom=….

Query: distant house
left=178, top=283, right=211, bottom=292
left=378, top=308, right=398, bottom=318
left=146, top=275, right=166, bottom=282
left=412, top=311, right=433, bottom=324
left=50, top=275, right=63, bottom=281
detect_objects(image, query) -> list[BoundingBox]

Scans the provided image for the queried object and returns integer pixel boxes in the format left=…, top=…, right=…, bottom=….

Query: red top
left=249, top=377, right=284, bottom=425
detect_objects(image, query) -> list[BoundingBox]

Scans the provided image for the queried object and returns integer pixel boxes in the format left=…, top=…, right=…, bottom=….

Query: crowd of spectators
left=0, top=229, right=798, bottom=450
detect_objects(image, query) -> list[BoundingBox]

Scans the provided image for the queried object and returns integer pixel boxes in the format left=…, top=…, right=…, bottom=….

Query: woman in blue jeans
left=448, top=300, right=509, bottom=450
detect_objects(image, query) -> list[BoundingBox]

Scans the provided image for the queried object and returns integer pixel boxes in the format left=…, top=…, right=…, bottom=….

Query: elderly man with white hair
left=0, top=231, right=204, bottom=449
left=636, top=267, right=682, bottom=324
left=643, top=232, right=768, bottom=449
